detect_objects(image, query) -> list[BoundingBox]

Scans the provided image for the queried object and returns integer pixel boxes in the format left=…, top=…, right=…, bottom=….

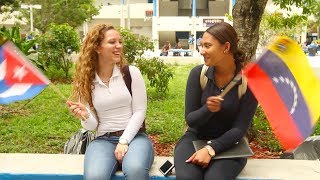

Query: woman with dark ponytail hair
left=174, top=22, right=258, bottom=180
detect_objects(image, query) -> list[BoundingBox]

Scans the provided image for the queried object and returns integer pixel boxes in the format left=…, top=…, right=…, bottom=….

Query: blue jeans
left=84, top=133, right=154, bottom=180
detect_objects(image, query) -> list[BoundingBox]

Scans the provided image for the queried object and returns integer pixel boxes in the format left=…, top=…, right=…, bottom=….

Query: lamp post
left=127, top=0, right=130, bottom=30
left=21, top=4, right=42, bottom=32
left=120, top=0, right=125, bottom=28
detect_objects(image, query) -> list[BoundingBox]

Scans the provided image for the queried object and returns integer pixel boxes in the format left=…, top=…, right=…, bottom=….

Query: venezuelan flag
left=244, top=36, right=320, bottom=150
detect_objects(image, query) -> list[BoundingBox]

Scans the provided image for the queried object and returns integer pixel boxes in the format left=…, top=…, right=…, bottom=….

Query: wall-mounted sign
left=203, top=19, right=224, bottom=27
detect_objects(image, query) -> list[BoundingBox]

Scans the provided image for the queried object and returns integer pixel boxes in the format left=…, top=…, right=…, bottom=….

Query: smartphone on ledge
left=159, top=160, right=174, bottom=176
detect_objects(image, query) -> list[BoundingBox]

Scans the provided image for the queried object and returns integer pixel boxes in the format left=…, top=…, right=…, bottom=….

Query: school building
left=86, top=0, right=235, bottom=52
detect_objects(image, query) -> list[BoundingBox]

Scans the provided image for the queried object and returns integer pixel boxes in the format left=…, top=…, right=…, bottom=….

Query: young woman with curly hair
left=67, top=24, right=154, bottom=180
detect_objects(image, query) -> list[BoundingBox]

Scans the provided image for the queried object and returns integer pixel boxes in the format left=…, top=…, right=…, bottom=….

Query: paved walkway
left=157, top=55, right=320, bottom=81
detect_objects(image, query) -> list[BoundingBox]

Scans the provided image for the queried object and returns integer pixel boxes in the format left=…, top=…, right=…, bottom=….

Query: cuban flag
left=0, top=41, right=50, bottom=104
left=244, top=36, right=320, bottom=150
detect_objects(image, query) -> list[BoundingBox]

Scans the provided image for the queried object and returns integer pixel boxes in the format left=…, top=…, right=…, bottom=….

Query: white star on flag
left=0, top=41, right=50, bottom=104
left=13, top=65, right=27, bottom=82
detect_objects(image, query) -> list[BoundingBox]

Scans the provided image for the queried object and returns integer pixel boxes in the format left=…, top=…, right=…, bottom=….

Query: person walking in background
left=188, top=34, right=195, bottom=52
left=308, top=41, right=318, bottom=56
left=66, top=24, right=154, bottom=180
left=174, top=22, right=258, bottom=180
left=160, top=40, right=171, bottom=56
left=196, top=36, right=202, bottom=52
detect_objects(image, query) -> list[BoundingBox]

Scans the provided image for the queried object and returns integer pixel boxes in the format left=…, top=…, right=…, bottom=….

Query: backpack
left=63, top=128, right=95, bottom=154
left=199, top=65, right=247, bottom=99
left=64, top=65, right=135, bottom=154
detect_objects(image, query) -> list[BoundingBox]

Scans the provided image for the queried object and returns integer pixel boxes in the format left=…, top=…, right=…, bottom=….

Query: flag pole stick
left=48, top=82, right=68, bottom=101
left=19, top=89, right=46, bottom=109
left=48, top=82, right=87, bottom=120
left=0, top=91, right=43, bottom=115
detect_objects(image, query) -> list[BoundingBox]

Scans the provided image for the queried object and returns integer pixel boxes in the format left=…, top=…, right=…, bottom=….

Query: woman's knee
left=84, top=140, right=118, bottom=180
left=122, top=163, right=150, bottom=180
left=204, top=158, right=247, bottom=180
left=84, top=166, right=115, bottom=180
left=123, top=163, right=149, bottom=173
left=125, top=134, right=154, bottom=166
left=176, top=170, right=203, bottom=180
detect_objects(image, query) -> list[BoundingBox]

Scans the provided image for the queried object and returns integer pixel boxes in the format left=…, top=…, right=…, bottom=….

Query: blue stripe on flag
left=257, top=50, right=311, bottom=138
left=0, top=80, right=10, bottom=93
left=0, top=46, right=4, bottom=63
left=0, top=85, right=47, bottom=104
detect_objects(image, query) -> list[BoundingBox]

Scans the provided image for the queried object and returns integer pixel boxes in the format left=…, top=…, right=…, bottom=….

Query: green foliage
left=253, top=106, right=282, bottom=152
left=314, top=1, right=320, bottom=25
left=19, top=0, right=100, bottom=32
left=270, top=0, right=320, bottom=32
left=266, top=12, right=308, bottom=29
left=0, top=0, right=19, bottom=12
left=259, top=12, right=307, bottom=48
left=0, top=26, right=37, bottom=56
left=37, top=23, right=80, bottom=79
left=0, top=84, right=79, bottom=153
left=225, top=13, right=233, bottom=21
left=119, top=28, right=174, bottom=97
left=146, top=64, right=193, bottom=143
left=0, top=0, right=18, bottom=6
left=136, top=57, right=174, bottom=97
left=273, top=0, right=319, bottom=15
left=118, top=27, right=154, bottom=64
left=307, top=2, right=320, bottom=30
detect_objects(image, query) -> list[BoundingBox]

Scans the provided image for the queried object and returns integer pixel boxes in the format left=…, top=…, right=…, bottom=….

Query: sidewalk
left=308, top=56, right=320, bottom=79
left=70, top=51, right=320, bottom=80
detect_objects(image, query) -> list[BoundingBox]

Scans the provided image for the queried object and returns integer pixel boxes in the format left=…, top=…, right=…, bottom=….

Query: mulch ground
left=149, top=135, right=281, bottom=159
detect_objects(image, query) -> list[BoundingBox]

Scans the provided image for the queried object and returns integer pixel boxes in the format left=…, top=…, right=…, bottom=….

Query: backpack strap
left=238, top=71, right=247, bottom=99
left=122, top=65, right=146, bottom=132
left=199, top=65, right=247, bottom=99
left=122, top=65, right=132, bottom=96
left=200, top=65, right=209, bottom=91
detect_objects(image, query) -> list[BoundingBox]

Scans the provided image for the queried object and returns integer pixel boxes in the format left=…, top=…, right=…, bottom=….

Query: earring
left=223, top=50, right=226, bottom=54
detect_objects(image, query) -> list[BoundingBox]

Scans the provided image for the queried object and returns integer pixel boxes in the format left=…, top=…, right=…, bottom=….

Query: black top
left=185, top=64, right=258, bottom=154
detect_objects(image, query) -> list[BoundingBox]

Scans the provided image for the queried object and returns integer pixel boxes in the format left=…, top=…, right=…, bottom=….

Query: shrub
left=37, top=23, right=80, bottom=79
left=118, top=27, right=154, bottom=63
left=0, top=26, right=37, bottom=56
left=119, top=28, right=173, bottom=97
left=136, top=57, right=174, bottom=97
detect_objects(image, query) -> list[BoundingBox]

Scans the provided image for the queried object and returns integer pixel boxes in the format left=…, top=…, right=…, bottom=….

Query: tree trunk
left=232, top=0, right=268, bottom=61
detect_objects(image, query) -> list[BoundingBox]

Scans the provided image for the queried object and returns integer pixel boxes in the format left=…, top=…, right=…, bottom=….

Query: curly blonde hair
left=71, top=24, right=127, bottom=106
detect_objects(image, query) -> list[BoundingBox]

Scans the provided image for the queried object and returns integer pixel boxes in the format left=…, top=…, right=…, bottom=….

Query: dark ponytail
left=234, top=49, right=246, bottom=68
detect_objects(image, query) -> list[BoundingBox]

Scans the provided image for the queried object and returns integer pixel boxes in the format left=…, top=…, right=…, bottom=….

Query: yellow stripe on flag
left=268, top=36, right=320, bottom=125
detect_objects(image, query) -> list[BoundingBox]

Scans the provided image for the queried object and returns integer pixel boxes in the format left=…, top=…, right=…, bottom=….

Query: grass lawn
left=0, top=64, right=194, bottom=153
left=1, top=64, right=319, bottom=154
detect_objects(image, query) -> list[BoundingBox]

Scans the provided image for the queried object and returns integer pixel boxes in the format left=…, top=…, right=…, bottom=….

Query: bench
left=168, top=49, right=193, bottom=56
left=1, top=153, right=320, bottom=180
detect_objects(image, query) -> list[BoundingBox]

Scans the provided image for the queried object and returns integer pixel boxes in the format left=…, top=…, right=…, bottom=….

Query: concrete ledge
left=0, top=153, right=320, bottom=180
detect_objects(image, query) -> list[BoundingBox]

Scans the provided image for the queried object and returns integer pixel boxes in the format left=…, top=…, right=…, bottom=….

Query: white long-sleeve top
left=81, top=65, right=147, bottom=143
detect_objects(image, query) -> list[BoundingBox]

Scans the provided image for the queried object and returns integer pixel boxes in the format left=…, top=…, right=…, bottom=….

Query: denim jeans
left=84, top=132, right=154, bottom=180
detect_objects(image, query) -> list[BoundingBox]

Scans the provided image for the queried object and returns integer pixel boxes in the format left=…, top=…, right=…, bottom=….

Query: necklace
left=102, top=79, right=110, bottom=84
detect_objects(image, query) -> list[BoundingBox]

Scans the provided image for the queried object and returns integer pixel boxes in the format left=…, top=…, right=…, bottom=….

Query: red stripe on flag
left=245, top=64, right=303, bottom=150
left=4, top=43, right=48, bottom=85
